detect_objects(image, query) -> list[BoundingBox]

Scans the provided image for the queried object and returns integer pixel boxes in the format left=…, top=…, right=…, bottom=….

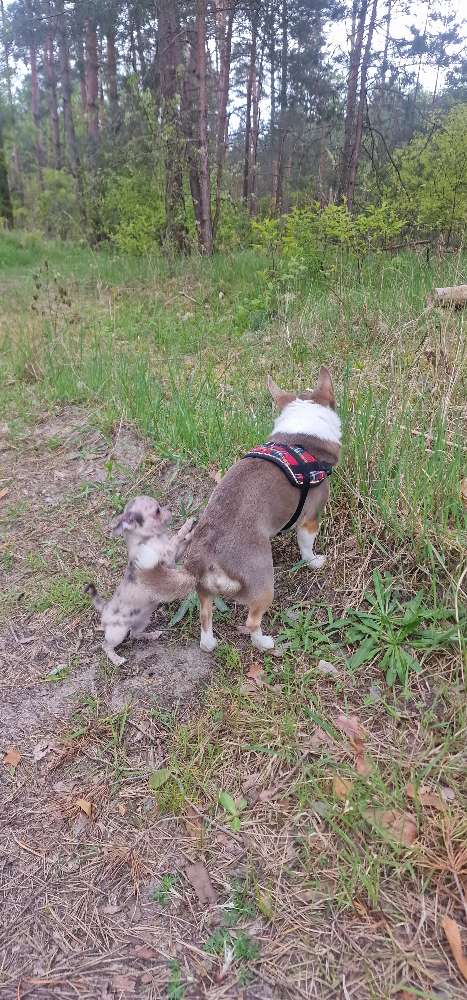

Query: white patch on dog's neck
left=272, top=400, right=341, bottom=445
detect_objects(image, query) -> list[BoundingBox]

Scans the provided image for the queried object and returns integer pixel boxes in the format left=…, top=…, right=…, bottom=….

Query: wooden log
left=432, top=284, right=467, bottom=307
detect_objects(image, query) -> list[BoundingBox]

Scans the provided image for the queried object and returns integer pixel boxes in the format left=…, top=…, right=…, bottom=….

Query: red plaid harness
left=242, top=441, right=332, bottom=533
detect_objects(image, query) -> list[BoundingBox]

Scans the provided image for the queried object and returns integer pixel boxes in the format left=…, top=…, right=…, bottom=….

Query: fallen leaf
left=33, top=740, right=52, bottom=762
left=183, top=804, right=204, bottom=838
left=3, top=748, right=21, bottom=767
left=246, top=662, right=266, bottom=687
left=442, top=914, right=467, bottom=980
left=355, top=752, right=372, bottom=776
left=117, top=802, right=126, bottom=816
left=333, top=776, right=353, bottom=799
left=335, top=712, right=371, bottom=775
left=309, top=727, right=334, bottom=750
left=364, top=808, right=417, bottom=847
left=406, top=782, right=445, bottom=812
left=133, top=945, right=158, bottom=960
left=185, top=862, right=217, bottom=906
left=75, top=798, right=92, bottom=817
left=441, top=786, right=455, bottom=803
left=335, top=712, right=365, bottom=742
left=112, top=975, right=137, bottom=992
left=316, top=659, right=339, bottom=678
left=243, top=772, right=261, bottom=791
left=149, top=768, right=170, bottom=791
left=72, top=812, right=90, bottom=836
left=461, top=478, right=467, bottom=511
left=258, top=784, right=282, bottom=803
left=0, top=487, right=10, bottom=501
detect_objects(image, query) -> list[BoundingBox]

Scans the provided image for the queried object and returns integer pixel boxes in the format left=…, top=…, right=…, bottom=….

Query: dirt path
left=1, top=407, right=465, bottom=1000
left=0, top=408, right=228, bottom=999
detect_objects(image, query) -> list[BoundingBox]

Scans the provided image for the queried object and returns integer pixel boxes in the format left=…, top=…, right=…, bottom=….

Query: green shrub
left=387, top=103, right=467, bottom=242
left=99, top=170, right=165, bottom=254
left=15, top=169, right=80, bottom=240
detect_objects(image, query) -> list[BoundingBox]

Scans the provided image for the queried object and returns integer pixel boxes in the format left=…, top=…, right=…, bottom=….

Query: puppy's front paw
left=179, top=516, right=196, bottom=538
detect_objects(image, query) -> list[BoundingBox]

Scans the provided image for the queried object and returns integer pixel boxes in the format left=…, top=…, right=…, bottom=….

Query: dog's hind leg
left=199, top=590, right=217, bottom=652
left=244, top=591, right=274, bottom=651
left=102, top=624, right=129, bottom=666
left=297, top=516, right=326, bottom=569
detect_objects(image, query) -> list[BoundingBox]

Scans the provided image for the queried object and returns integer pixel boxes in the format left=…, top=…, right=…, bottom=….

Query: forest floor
left=0, top=232, right=466, bottom=999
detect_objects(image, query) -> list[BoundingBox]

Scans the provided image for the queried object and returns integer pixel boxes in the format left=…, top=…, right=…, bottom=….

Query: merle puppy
left=85, top=496, right=195, bottom=665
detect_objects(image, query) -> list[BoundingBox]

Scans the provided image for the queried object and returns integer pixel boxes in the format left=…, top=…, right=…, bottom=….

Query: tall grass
left=1, top=231, right=465, bottom=571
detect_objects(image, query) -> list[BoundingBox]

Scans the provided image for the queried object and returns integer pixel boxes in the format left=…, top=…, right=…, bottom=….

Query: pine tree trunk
left=381, top=0, right=392, bottom=85
left=75, top=35, right=88, bottom=114
left=106, top=28, right=119, bottom=123
left=274, top=0, right=288, bottom=214
left=0, top=0, right=13, bottom=106
left=43, top=5, right=62, bottom=171
left=30, top=39, right=44, bottom=188
left=0, top=120, right=14, bottom=228
left=55, top=0, right=87, bottom=228
left=195, top=0, right=213, bottom=254
left=85, top=18, right=99, bottom=148
left=180, top=28, right=203, bottom=243
left=338, top=0, right=368, bottom=202
left=269, top=0, right=276, bottom=128
left=135, top=13, right=147, bottom=79
left=243, top=10, right=258, bottom=205
left=159, top=0, right=189, bottom=253
left=347, top=0, right=378, bottom=210
left=280, top=0, right=288, bottom=114
left=249, top=35, right=265, bottom=216
left=212, top=2, right=234, bottom=238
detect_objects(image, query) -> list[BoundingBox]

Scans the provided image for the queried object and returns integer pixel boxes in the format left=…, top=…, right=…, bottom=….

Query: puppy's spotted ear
left=267, top=375, right=296, bottom=411
left=111, top=513, right=130, bottom=536
left=313, top=366, right=335, bottom=408
left=110, top=513, right=124, bottom=536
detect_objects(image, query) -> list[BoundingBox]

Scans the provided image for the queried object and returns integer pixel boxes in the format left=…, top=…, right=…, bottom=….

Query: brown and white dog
left=181, top=366, right=340, bottom=652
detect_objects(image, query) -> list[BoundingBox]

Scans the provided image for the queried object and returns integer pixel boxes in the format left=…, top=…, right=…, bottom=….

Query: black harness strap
left=242, top=442, right=332, bottom=533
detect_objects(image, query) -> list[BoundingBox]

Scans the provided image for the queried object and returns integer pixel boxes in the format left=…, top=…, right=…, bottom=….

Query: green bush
left=99, top=170, right=165, bottom=254
left=252, top=200, right=405, bottom=286
left=387, top=103, right=467, bottom=242
left=15, top=169, right=80, bottom=240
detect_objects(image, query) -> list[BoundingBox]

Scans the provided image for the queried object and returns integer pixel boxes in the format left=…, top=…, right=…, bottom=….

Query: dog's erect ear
left=313, top=366, right=335, bottom=408
left=267, top=375, right=296, bottom=411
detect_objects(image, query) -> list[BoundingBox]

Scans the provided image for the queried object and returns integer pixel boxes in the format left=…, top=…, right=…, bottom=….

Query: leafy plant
left=338, top=571, right=462, bottom=687
left=204, top=927, right=259, bottom=962
left=218, top=790, right=247, bottom=832
left=167, top=959, right=185, bottom=999
left=170, top=593, right=229, bottom=627
left=278, top=607, right=339, bottom=657
left=152, top=873, right=178, bottom=906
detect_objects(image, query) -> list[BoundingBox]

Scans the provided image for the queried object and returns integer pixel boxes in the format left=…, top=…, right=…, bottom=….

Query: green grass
left=1, top=230, right=465, bottom=581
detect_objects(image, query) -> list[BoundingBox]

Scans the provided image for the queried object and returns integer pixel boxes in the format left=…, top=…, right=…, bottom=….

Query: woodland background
left=0, top=0, right=466, bottom=257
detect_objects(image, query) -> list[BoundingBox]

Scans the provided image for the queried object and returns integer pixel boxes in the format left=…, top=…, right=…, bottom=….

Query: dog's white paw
left=200, top=632, right=218, bottom=653
left=105, top=649, right=126, bottom=666
left=251, top=631, right=275, bottom=651
left=307, top=554, right=326, bottom=569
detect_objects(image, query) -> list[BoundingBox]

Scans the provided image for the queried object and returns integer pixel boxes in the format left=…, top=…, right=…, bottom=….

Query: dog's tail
left=84, top=582, right=105, bottom=612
